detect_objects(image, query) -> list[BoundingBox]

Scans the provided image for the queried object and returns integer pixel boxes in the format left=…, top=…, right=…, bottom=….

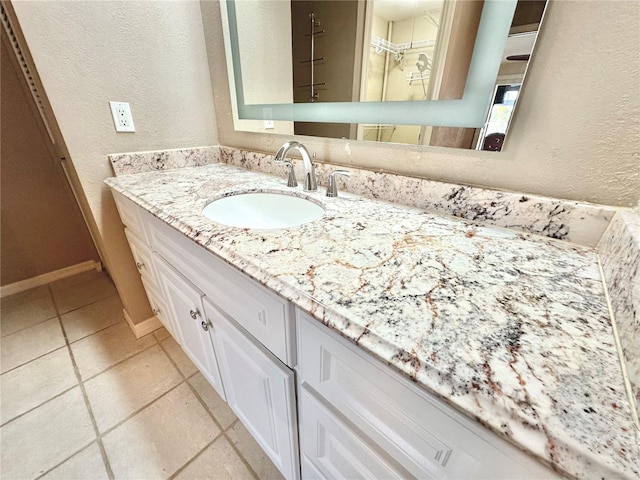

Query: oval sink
left=202, top=192, right=324, bottom=229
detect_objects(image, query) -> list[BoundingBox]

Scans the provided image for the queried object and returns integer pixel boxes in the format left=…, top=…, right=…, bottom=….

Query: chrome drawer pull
left=189, top=309, right=200, bottom=319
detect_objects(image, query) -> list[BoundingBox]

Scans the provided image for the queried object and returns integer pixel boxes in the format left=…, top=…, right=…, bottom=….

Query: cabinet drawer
left=299, top=385, right=407, bottom=480
left=297, top=310, right=557, bottom=480
left=148, top=216, right=295, bottom=366
left=112, top=190, right=149, bottom=243
left=124, top=228, right=159, bottom=288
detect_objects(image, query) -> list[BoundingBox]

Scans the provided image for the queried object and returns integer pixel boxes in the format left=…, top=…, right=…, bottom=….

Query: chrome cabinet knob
left=201, top=320, right=212, bottom=332
left=152, top=307, right=161, bottom=316
left=135, top=261, right=145, bottom=270
left=189, top=309, right=200, bottom=320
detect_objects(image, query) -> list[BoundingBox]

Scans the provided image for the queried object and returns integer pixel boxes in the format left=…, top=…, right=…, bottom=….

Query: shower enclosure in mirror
left=221, top=0, right=546, bottom=151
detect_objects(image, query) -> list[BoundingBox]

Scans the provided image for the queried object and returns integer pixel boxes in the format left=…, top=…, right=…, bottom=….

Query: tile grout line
left=0, top=271, right=110, bottom=339
left=222, top=420, right=263, bottom=480
left=54, top=290, right=116, bottom=317
left=156, top=337, right=261, bottom=479
left=15, top=369, right=258, bottom=480
left=0, top=313, right=58, bottom=339
left=47, top=283, right=116, bottom=480
left=5, top=278, right=272, bottom=480
left=97, top=380, right=188, bottom=438
left=52, top=376, right=246, bottom=478
left=156, top=333, right=284, bottom=479
left=0, top=343, right=67, bottom=376
left=156, top=336, right=226, bottom=429
left=0, top=382, right=78, bottom=429
left=79, top=334, right=207, bottom=439
left=33, top=441, right=103, bottom=480
left=2, top=327, right=161, bottom=428
left=78, top=337, right=159, bottom=383
left=61, top=294, right=126, bottom=345
left=73, top=344, right=186, bottom=438
left=166, top=436, right=220, bottom=480
left=51, top=272, right=116, bottom=317
left=2, top=279, right=229, bottom=480
left=20, top=333, right=199, bottom=470
left=2, top=314, right=129, bottom=378
left=1, top=278, right=118, bottom=374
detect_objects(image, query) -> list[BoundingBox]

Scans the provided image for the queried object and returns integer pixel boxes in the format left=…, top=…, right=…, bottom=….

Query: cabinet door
left=149, top=216, right=295, bottom=366
left=141, top=276, right=175, bottom=337
left=211, top=311, right=299, bottom=480
left=125, top=228, right=159, bottom=288
left=154, top=257, right=225, bottom=399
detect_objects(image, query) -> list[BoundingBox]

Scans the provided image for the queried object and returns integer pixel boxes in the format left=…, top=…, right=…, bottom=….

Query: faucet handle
left=326, top=169, right=350, bottom=197
left=276, top=160, right=298, bottom=187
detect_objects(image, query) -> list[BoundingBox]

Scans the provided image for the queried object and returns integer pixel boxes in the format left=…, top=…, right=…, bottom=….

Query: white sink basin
left=202, top=192, right=324, bottom=229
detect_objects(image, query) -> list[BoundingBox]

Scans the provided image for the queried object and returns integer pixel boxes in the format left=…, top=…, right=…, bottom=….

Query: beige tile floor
left=0, top=270, right=284, bottom=480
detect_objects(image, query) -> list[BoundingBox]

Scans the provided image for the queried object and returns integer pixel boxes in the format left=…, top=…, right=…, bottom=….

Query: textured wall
left=1, top=37, right=99, bottom=286
left=13, top=0, right=219, bottom=323
left=206, top=0, right=640, bottom=207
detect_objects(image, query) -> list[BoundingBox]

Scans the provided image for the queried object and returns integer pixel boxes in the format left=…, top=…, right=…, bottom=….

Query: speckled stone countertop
left=106, top=163, right=639, bottom=479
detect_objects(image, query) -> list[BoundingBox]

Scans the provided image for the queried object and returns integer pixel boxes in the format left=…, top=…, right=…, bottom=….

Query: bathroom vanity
left=106, top=159, right=639, bottom=480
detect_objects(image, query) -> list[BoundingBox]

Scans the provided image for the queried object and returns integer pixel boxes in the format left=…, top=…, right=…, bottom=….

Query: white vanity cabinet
left=112, top=189, right=559, bottom=480
left=112, top=190, right=173, bottom=336
left=147, top=213, right=296, bottom=368
left=296, top=309, right=560, bottom=480
left=153, top=256, right=225, bottom=399
left=112, top=191, right=300, bottom=480
left=208, top=299, right=299, bottom=480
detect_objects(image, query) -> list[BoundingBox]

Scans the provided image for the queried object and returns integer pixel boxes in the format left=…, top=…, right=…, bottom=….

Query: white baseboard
left=0, top=260, right=102, bottom=298
left=123, top=308, right=162, bottom=339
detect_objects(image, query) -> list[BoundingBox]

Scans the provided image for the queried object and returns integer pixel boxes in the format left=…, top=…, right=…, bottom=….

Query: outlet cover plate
left=109, top=101, right=135, bottom=132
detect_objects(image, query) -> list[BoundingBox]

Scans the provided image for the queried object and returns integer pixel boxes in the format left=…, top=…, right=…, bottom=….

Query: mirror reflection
left=229, top=0, right=546, bottom=151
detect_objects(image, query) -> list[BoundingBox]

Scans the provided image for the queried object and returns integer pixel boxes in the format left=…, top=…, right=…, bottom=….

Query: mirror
left=221, top=0, right=546, bottom=150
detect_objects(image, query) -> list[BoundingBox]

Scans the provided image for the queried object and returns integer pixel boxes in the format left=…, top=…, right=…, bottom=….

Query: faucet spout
left=274, top=141, right=317, bottom=191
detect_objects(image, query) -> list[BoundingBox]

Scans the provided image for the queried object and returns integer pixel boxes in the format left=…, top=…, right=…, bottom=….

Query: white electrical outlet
left=264, top=119, right=275, bottom=129
left=109, top=101, right=135, bottom=132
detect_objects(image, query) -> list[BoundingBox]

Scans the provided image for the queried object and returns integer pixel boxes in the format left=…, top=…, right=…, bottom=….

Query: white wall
left=206, top=0, right=640, bottom=208
left=13, top=0, right=219, bottom=324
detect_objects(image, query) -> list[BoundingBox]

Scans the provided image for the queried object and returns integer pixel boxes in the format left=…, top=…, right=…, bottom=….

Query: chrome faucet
left=274, top=141, right=317, bottom=191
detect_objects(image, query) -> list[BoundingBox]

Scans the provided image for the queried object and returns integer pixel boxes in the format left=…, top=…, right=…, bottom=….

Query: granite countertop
left=106, top=163, right=639, bottom=479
